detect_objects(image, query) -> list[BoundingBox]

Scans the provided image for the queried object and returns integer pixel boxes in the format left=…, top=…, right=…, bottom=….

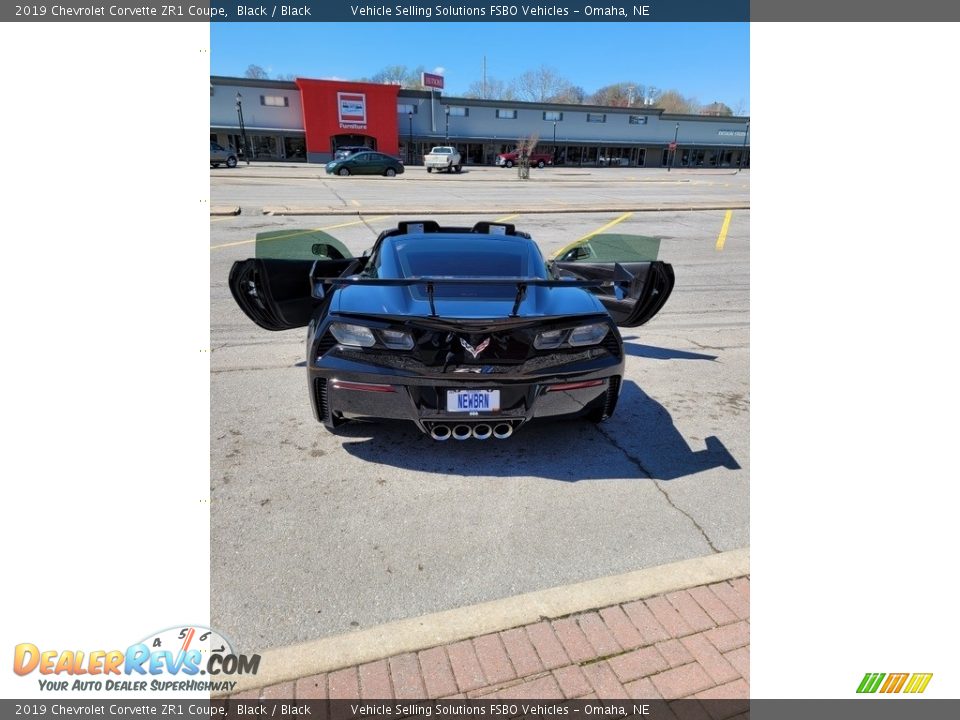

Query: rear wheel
left=384, top=167, right=396, bottom=177
left=226, top=156, right=238, bottom=168
left=427, top=167, right=433, bottom=173
left=536, top=160, right=545, bottom=169
left=505, top=160, right=514, bottom=168
left=338, top=167, right=350, bottom=176
left=211, top=163, right=220, bottom=168
left=455, top=164, right=462, bottom=173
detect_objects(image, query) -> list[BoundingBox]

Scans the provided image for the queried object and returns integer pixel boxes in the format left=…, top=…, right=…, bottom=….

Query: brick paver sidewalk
left=235, top=577, right=749, bottom=702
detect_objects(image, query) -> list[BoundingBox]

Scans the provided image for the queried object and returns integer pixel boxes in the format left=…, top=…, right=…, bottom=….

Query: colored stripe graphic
left=904, top=673, right=933, bottom=694
left=858, top=672, right=932, bottom=694
left=856, top=673, right=885, bottom=693
left=880, top=673, right=908, bottom=693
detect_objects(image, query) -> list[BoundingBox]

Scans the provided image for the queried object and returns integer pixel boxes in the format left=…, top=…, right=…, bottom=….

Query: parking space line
left=210, top=216, right=390, bottom=250
left=715, top=210, right=733, bottom=251
left=573, top=211, right=634, bottom=244
left=494, top=214, right=519, bottom=223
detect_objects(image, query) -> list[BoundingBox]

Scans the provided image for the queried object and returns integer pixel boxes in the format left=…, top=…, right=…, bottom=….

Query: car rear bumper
left=308, top=355, right=622, bottom=436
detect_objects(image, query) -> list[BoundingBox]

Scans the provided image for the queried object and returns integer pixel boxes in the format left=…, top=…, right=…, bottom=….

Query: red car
left=496, top=150, right=554, bottom=169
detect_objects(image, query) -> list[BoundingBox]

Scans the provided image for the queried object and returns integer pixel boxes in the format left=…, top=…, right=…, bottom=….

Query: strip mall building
left=210, top=75, right=749, bottom=169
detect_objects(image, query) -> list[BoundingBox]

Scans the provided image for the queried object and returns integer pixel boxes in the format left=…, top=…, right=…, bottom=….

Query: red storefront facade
left=295, top=78, right=401, bottom=163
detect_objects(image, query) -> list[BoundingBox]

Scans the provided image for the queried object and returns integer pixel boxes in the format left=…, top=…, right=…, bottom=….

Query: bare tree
left=370, top=65, right=410, bottom=85
left=514, top=66, right=575, bottom=103
left=550, top=85, right=586, bottom=104
left=464, top=77, right=515, bottom=100
left=652, top=89, right=700, bottom=114
left=701, top=101, right=734, bottom=116
left=590, top=82, right=648, bottom=107
left=244, top=64, right=269, bottom=80
left=515, top=133, right=540, bottom=180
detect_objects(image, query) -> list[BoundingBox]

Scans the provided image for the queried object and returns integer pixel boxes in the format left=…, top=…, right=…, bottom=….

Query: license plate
left=447, top=390, right=500, bottom=413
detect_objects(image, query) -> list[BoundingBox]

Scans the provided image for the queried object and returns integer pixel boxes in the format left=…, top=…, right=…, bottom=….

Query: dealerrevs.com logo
left=13, top=625, right=259, bottom=693
left=857, top=672, right=933, bottom=694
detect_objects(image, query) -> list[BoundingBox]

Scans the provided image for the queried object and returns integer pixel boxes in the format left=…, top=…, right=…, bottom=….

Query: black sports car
left=229, top=221, right=674, bottom=440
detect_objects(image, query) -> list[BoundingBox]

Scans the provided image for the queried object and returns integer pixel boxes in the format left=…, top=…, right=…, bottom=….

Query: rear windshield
left=430, top=147, right=452, bottom=154
left=391, top=236, right=545, bottom=298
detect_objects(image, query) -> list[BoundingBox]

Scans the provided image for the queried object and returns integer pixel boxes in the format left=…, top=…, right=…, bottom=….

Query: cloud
left=433, top=66, right=446, bottom=75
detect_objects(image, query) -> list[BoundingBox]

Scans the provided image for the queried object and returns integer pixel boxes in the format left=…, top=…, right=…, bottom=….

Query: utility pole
left=482, top=55, right=487, bottom=99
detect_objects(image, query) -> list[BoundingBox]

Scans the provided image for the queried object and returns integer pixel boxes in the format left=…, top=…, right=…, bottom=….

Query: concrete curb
left=226, top=547, right=749, bottom=695
left=211, top=206, right=241, bottom=216
left=261, top=204, right=750, bottom=216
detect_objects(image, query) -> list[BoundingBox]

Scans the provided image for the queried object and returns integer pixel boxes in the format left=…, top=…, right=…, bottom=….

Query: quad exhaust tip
left=430, top=424, right=452, bottom=441
left=472, top=424, right=492, bottom=440
left=428, top=422, right=515, bottom=441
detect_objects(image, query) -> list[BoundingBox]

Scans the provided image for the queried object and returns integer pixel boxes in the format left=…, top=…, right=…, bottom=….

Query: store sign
left=338, top=92, right=367, bottom=129
left=718, top=129, right=747, bottom=137
left=422, top=72, right=444, bottom=90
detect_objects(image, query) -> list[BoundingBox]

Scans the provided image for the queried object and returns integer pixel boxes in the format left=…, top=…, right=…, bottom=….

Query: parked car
left=325, top=151, right=405, bottom=177
left=333, top=145, right=372, bottom=161
left=424, top=146, right=463, bottom=173
left=228, top=221, right=675, bottom=439
left=598, top=156, right=630, bottom=167
left=210, top=142, right=238, bottom=168
left=496, top=150, right=554, bottom=169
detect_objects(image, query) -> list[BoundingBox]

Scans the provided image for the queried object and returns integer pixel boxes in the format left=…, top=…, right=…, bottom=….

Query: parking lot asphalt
left=210, top=167, right=749, bottom=654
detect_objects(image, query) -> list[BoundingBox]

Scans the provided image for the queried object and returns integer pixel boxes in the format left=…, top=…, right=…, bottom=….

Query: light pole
left=407, top=111, right=413, bottom=165
left=668, top=122, right=679, bottom=172
left=737, top=121, right=749, bottom=173
left=444, top=106, right=450, bottom=143
left=235, top=92, right=250, bottom=165
left=552, top=121, right=557, bottom=165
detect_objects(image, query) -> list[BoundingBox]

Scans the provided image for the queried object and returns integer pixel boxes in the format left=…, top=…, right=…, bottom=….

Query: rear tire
left=338, top=168, right=350, bottom=176
left=427, top=167, right=433, bottom=173
left=211, top=163, right=220, bottom=168
left=505, top=160, right=514, bottom=169
left=536, top=160, right=545, bottom=169
left=455, top=164, right=462, bottom=173
left=226, top=156, right=238, bottom=168
left=384, top=167, right=396, bottom=177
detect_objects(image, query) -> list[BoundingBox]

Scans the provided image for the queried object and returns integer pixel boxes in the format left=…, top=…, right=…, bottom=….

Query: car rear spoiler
left=319, top=270, right=624, bottom=317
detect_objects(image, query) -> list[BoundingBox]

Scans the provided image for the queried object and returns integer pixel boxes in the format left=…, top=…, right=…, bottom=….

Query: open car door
left=228, top=229, right=362, bottom=331
left=549, top=233, right=676, bottom=328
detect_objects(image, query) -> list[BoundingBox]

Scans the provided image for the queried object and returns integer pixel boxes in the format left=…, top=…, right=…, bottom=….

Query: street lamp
left=552, top=121, right=557, bottom=165
left=235, top=92, right=250, bottom=165
left=407, top=111, right=413, bottom=165
left=668, top=122, right=679, bottom=172
left=737, top=121, right=750, bottom=173
left=444, top=106, right=450, bottom=143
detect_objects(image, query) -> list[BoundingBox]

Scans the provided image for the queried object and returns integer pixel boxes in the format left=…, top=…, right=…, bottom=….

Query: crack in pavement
left=319, top=179, right=350, bottom=207
left=593, top=423, right=720, bottom=554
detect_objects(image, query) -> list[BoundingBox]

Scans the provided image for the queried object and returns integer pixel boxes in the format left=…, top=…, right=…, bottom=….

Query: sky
left=210, top=23, right=749, bottom=112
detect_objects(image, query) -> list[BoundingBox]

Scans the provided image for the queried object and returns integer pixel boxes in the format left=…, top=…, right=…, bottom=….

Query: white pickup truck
left=424, top=146, right=462, bottom=173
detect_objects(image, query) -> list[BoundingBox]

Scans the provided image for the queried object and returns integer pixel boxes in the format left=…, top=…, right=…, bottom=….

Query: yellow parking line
left=715, top=210, right=733, bottom=251
left=573, top=211, right=634, bottom=244
left=549, top=212, right=635, bottom=260
left=210, top=216, right=389, bottom=250
left=350, top=199, right=360, bottom=207
left=494, top=214, right=519, bottom=223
